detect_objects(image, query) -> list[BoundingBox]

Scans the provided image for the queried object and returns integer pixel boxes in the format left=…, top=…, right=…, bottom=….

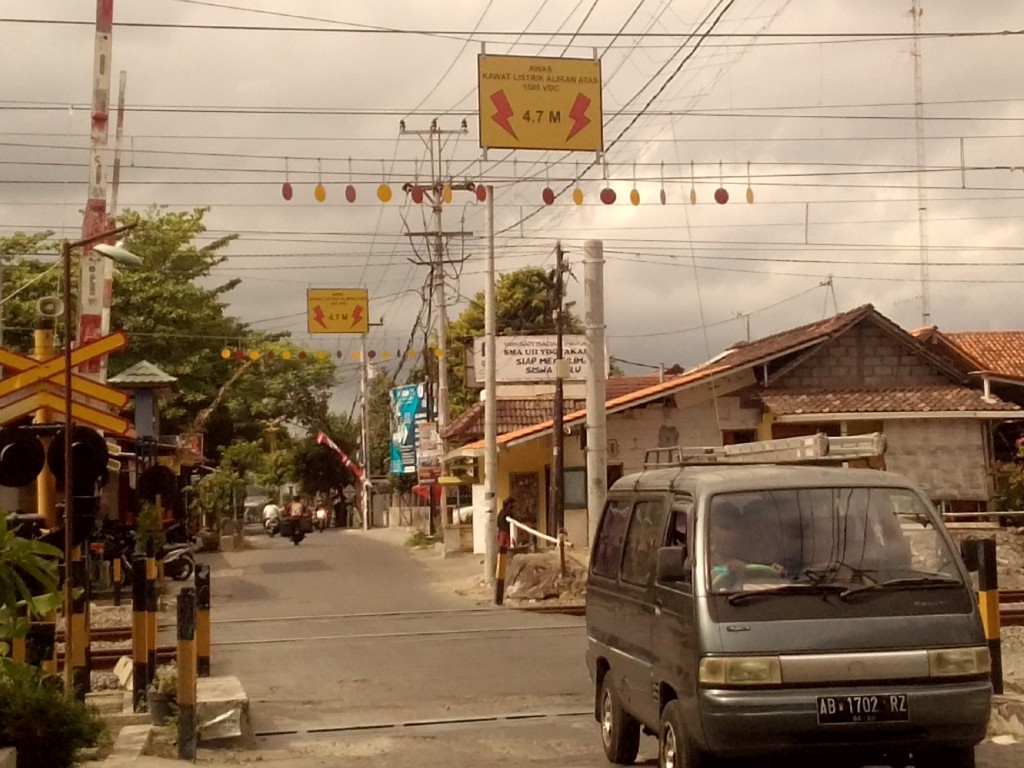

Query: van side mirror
left=656, top=546, right=690, bottom=583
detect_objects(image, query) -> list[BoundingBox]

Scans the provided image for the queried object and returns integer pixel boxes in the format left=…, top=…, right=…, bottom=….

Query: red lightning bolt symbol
left=490, top=90, right=517, bottom=139
left=312, top=305, right=326, bottom=328
left=351, top=305, right=364, bottom=329
left=567, top=93, right=591, bottom=140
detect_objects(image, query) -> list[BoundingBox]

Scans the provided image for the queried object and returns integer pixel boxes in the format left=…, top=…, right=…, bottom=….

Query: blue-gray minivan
left=586, top=463, right=991, bottom=768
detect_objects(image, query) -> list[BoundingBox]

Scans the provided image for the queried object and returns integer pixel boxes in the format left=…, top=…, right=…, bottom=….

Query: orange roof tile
left=761, top=386, right=1020, bottom=416
left=944, top=331, right=1024, bottom=380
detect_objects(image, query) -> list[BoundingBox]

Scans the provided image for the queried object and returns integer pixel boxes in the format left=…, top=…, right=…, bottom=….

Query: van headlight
left=927, top=647, right=991, bottom=677
left=699, top=656, right=782, bottom=686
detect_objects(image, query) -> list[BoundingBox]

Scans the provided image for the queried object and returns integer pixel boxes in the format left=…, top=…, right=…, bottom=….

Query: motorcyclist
left=285, top=495, right=308, bottom=544
left=286, top=496, right=307, bottom=518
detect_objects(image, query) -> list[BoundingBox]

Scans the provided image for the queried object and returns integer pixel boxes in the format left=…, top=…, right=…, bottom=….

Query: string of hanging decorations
left=278, top=157, right=757, bottom=206
left=218, top=347, right=448, bottom=362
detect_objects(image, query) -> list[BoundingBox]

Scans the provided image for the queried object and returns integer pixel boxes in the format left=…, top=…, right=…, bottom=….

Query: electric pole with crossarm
left=400, top=119, right=475, bottom=533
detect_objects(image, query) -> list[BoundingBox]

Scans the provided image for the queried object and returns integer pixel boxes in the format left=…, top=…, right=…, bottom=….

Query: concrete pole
left=433, top=205, right=449, bottom=530
left=484, top=185, right=497, bottom=584
left=360, top=333, right=371, bottom=530
left=584, top=240, right=607, bottom=547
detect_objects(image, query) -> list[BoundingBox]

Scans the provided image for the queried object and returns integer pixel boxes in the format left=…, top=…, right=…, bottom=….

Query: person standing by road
left=497, top=497, right=516, bottom=553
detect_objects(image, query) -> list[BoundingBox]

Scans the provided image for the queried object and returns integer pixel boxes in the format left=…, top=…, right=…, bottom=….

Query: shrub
left=0, top=660, right=105, bottom=768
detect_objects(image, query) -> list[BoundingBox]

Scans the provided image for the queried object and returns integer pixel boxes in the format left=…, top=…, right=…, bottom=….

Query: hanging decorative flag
left=542, top=165, right=555, bottom=204
left=714, top=160, right=728, bottom=205
left=443, top=183, right=453, bottom=204
left=629, top=163, right=640, bottom=206
left=345, top=157, right=357, bottom=203
left=746, top=160, right=754, bottom=204
left=572, top=161, right=584, bottom=205
left=411, top=185, right=424, bottom=204
left=659, top=161, right=667, bottom=205
left=600, top=187, right=616, bottom=204
left=475, top=185, right=487, bottom=202
left=282, top=156, right=293, bottom=201
left=689, top=160, right=697, bottom=205
left=314, top=157, right=327, bottom=203
left=377, top=160, right=392, bottom=202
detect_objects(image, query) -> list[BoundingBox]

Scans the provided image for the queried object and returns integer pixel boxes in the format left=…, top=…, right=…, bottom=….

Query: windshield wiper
left=726, top=583, right=849, bottom=605
left=839, top=576, right=962, bottom=600
left=803, top=562, right=879, bottom=586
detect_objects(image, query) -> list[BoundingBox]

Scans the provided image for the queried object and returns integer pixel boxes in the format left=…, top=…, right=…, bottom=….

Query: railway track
left=47, top=588, right=1024, bottom=666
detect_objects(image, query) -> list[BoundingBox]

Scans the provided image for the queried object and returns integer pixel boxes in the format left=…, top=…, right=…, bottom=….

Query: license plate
left=816, top=694, right=909, bottom=724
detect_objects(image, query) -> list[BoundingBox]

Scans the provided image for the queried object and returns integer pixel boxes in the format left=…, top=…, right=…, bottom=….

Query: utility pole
left=584, top=241, right=607, bottom=547
left=357, top=317, right=384, bottom=530
left=360, top=333, right=371, bottom=531
left=400, top=119, right=473, bottom=532
left=911, top=0, right=931, bottom=325
left=549, top=243, right=568, bottom=536
left=79, top=0, right=115, bottom=378
left=484, top=185, right=497, bottom=584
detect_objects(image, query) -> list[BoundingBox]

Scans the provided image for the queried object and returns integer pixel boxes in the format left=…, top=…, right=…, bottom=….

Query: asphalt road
left=195, top=526, right=1024, bottom=768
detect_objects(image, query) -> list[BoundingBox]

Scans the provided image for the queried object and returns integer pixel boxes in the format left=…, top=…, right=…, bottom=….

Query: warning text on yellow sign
left=478, top=54, right=603, bottom=152
left=307, top=288, right=369, bottom=334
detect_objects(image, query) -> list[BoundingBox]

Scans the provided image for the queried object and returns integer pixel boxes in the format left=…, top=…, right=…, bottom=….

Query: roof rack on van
left=642, top=432, right=887, bottom=469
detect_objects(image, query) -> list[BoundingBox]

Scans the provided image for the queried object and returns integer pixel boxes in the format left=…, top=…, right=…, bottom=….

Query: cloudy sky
left=2, top=1, right=1023, bottom=411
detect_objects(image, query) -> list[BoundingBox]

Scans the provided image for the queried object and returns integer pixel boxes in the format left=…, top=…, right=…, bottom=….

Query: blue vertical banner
left=390, top=384, right=427, bottom=475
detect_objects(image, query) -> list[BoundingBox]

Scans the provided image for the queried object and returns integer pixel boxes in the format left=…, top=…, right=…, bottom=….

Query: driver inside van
left=708, top=500, right=785, bottom=590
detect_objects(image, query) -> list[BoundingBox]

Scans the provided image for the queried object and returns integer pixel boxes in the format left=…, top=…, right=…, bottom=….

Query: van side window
left=667, top=496, right=694, bottom=548
left=620, top=500, right=669, bottom=586
left=592, top=497, right=631, bottom=578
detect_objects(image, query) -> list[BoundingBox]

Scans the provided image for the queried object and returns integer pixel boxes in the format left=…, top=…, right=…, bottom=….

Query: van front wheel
left=659, top=701, right=705, bottom=768
left=914, top=746, right=975, bottom=768
left=598, top=676, right=640, bottom=764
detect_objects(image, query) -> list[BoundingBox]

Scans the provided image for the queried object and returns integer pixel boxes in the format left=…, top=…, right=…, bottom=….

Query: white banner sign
left=474, top=335, right=590, bottom=384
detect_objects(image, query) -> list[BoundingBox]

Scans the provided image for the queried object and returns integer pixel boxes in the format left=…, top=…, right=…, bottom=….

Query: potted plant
left=147, top=662, right=178, bottom=725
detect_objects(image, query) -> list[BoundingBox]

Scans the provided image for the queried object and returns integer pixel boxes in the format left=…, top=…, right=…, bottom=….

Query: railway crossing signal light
left=0, top=425, right=110, bottom=545
left=0, top=427, right=46, bottom=487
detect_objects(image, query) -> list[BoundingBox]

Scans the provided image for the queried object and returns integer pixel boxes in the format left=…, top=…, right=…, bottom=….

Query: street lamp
left=60, top=224, right=140, bottom=697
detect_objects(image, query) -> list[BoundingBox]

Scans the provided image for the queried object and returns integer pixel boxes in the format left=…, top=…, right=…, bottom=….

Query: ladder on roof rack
left=643, top=432, right=886, bottom=469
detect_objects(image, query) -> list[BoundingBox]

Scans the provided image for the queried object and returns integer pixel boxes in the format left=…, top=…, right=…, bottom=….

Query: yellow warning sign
left=478, top=54, right=603, bottom=152
left=307, top=288, right=369, bottom=334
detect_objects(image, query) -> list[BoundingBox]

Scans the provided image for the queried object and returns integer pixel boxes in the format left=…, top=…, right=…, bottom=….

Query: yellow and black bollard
left=70, top=548, right=89, bottom=699
left=112, top=544, right=123, bottom=607
left=10, top=605, right=27, bottom=663
left=131, top=554, right=148, bottom=710
left=145, top=537, right=158, bottom=692
left=195, top=563, right=211, bottom=677
left=975, top=538, right=1003, bottom=695
left=494, top=549, right=508, bottom=605
left=40, top=610, right=57, bottom=675
left=177, top=587, right=198, bottom=759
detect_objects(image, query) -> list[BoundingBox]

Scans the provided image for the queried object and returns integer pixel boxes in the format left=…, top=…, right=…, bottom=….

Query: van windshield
left=705, top=487, right=963, bottom=595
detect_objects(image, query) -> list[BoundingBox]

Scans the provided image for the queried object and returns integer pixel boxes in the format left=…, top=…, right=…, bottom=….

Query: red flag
left=316, top=431, right=368, bottom=486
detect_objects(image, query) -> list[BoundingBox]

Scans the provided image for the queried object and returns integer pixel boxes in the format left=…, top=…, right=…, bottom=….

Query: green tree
left=445, top=267, right=583, bottom=418
left=0, top=209, right=341, bottom=457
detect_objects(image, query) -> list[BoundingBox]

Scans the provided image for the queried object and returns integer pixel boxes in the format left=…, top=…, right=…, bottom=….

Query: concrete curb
left=90, top=675, right=251, bottom=763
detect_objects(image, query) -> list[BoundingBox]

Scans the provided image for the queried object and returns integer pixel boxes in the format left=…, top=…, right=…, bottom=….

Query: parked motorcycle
left=313, top=506, right=328, bottom=532
left=95, top=529, right=196, bottom=581
left=161, top=542, right=195, bottom=581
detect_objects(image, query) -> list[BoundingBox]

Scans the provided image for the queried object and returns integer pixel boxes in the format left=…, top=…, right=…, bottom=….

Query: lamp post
left=60, top=224, right=140, bottom=697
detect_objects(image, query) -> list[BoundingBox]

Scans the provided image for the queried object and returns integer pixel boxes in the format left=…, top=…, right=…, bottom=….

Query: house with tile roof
left=449, top=305, right=1023, bottom=549
left=913, top=327, right=1024, bottom=420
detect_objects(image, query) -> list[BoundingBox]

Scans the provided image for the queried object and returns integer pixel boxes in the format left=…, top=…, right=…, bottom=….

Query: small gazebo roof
left=108, top=360, right=178, bottom=390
